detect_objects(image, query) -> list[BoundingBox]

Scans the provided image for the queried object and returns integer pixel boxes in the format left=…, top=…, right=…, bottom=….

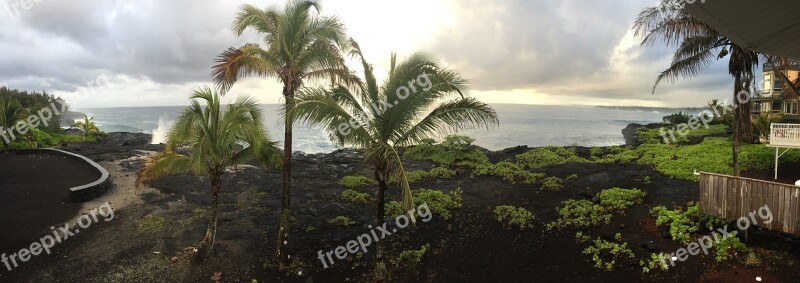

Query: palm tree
left=211, top=1, right=352, bottom=266
left=72, top=114, right=98, bottom=141
left=291, top=40, right=498, bottom=280
left=135, top=87, right=281, bottom=261
left=633, top=1, right=760, bottom=176
left=0, top=97, right=23, bottom=152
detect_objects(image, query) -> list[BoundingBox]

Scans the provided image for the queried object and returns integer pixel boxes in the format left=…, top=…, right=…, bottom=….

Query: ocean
left=73, top=104, right=679, bottom=154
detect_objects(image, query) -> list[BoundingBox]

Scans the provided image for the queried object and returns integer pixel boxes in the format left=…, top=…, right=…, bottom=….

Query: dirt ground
left=1, top=134, right=800, bottom=282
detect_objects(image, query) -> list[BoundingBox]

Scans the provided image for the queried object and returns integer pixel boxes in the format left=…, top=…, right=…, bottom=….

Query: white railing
left=770, top=123, right=800, bottom=147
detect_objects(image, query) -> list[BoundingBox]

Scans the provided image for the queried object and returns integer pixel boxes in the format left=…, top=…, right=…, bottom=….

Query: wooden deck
left=699, top=172, right=800, bottom=235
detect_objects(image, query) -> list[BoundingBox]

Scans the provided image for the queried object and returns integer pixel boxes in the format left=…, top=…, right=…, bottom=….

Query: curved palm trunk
left=733, top=76, right=742, bottom=176
left=373, top=164, right=389, bottom=282
left=276, top=84, right=295, bottom=268
left=196, top=172, right=221, bottom=261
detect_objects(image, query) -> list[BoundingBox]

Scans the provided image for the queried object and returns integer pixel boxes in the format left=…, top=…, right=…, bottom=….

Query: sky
left=0, top=0, right=750, bottom=109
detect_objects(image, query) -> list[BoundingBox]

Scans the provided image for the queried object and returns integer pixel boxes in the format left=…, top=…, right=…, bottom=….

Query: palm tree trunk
left=196, top=172, right=221, bottom=261
left=373, top=164, right=389, bottom=282
left=733, top=76, right=742, bottom=176
left=276, top=84, right=295, bottom=268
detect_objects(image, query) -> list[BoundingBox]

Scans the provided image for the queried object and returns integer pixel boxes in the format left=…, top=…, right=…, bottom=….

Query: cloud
left=0, top=0, right=750, bottom=108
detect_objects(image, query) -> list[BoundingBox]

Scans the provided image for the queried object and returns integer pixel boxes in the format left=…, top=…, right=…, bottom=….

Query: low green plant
left=590, top=147, right=604, bottom=157
left=391, top=167, right=458, bottom=184
left=386, top=189, right=463, bottom=219
left=403, top=135, right=489, bottom=168
left=650, top=204, right=700, bottom=243
left=385, top=201, right=405, bottom=218
left=575, top=231, right=591, bottom=243
left=566, top=174, right=578, bottom=181
left=582, top=237, right=635, bottom=271
left=548, top=199, right=612, bottom=229
left=714, top=233, right=749, bottom=262
left=493, top=205, right=535, bottom=230
left=516, top=146, right=587, bottom=169
left=541, top=176, right=564, bottom=191
left=327, top=216, right=356, bottom=226
left=341, top=189, right=370, bottom=204
left=137, top=215, right=165, bottom=234
left=662, top=111, right=691, bottom=125
left=395, top=244, right=430, bottom=269
left=640, top=252, right=669, bottom=273
left=643, top=176, right=652, bottom=184
left=428, top=167, right=457, bottom=178
left=337, top=175, right=376, bottom=189
left=442, top=134, right=475, bottom=150
left=473, top=161, right=545, bottom=184
left=597, top=188, right=646, bottom=212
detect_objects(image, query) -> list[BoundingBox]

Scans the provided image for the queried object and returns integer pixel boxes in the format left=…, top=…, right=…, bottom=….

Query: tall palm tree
left=0, top=97, right=23, bottom=152
left=72, top=114, right=98, bottom=141
left=633, top=1, right=760, bottom=176
left=211, top=1, right=352, bottom=266
left=135, top=87, right=281, bottom=261
left=291, top=40, right=499, bottom=280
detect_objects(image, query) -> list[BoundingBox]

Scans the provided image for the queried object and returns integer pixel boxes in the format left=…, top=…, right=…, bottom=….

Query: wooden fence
left=699, top=172, right=800, bottom=236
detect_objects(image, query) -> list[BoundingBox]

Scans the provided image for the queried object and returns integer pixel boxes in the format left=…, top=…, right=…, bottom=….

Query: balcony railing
left=764, top=60, right=800, bottom=70
left=770, top=123, right=800, bottom=147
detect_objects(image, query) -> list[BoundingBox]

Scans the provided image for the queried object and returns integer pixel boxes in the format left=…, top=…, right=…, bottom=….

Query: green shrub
left=643, top=176, right=652, bottom=184
left=428, top=167, right=457, bottom=178
left=597, top=188, right=646, bottom=212
left=662, top=112, right=691, bottom=124
left=441, top=134, right=475, bottom=150
left=385, top=189, right=463, bottom=220
left=337, top=175, right=376, bottom=189
left=404, top=135, right=489, bottom=168
left=650, top=204, right=699, bottom=243
left=582, top=237, right=635, bottom=271
left=137, top=215, right=165, bottom=234
left=566, top=174, right=578, bottom=181
left=493, top=205, right=535, bottom=230
left=541, top=176, right=564, bottom=191
left=575, top=231, right=591, bottom=243
left=640, top=253, right=669, bottom=273
left=391, top=167, right=458, bottom=184
left=341, top=189, right=370, bottom=204
left=714, top=233, right=749, bottom=262
left=473, top=161, right=545, bottom=184
left=516, top=147, right=587, bottom=169
left=548, top=199, right=612, bottom=229
left=590, top=147, right=604, bottom=157
left=395, top=244, right=430, bottom=269
left=327, top=216, right=356, bottom=226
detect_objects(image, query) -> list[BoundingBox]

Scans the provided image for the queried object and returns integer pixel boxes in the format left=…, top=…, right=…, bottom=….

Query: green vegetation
left=566, top=174, right=578, bottom=181
left=389, top=167, right=457, bottom=184
left=473, top=161, right=545, bottom=184
left=385, top=189, right=463, bottom=220
left=650, top=204, right=699, bottom=243
left=548, top=199, right=612, bottom=229
left=541, top=176, right=564, bottom=191
left=395, top=244, right=430, bottom=270
left=493, top=205, right=535, bottom=230
left=582, top=237, right=635, bottom=271
left=137, top=215, right=166, bottom=235
left=714, top=233, right=749, bottom=262
left=643, top=176, right=652, bottom=184
left=637, top=124, right=728, bottom=145
left=597, top=188, right=646, bottom=213
left=516, top=146, right=587, bottom=169
left=327, top=216, right=356, bottom=226
left=661, top=112, right=691, bottom=125
left=575, top=231, right=591, bottom=243
left=337, top=175, right=376, bottom=189
left=404, top=136, right=490, bottom=168
left=341, top=189, right=370, bottom=204
left=640, top=253, right=669, bottom=273
left=72, top=114, right=99, bottom=141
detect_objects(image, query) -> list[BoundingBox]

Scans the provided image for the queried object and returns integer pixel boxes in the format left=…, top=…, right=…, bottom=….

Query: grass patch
left=137, top=215, right=165, bottom=235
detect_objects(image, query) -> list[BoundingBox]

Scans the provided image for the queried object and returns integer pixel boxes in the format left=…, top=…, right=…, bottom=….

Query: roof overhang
left=686, top=0, right=800, bottom=60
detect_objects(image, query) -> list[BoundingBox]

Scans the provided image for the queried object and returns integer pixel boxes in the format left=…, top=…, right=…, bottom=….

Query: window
left=764, top=74, right=772, bottom=90
left=774, top=101, right=783, bottom=113
left=774, top=79, right=783, bottom=90
left=786, top=102, right=799, bottom=115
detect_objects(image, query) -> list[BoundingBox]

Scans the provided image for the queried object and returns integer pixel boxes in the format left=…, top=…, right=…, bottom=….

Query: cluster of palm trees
left=0, top=97, right=23, bottom=152
left=634, top=0, right=795, bottom=176
left=135, top=0, right=498, bottom=278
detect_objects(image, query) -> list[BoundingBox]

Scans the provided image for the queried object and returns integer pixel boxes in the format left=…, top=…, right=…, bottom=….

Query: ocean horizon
left=73, top=104, right=686, bottom=153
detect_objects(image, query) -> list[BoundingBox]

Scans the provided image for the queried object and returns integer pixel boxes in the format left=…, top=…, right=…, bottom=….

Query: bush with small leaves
left=395, top=244, right=430, bottom=270
left=442, top=134, right=475, bottom=150
left=597, top=188, right=646, bottom=212
left=516, top=146, right=587, bottom=169
left=385, top=189, right=463, bottom=220
left=650, top=204, right=700, bottom=243
left=337, top=175, right=376, bottom=189
left=566, top=173, right=578, bottom=181
left=714, top=233, right=749, bottom=262
left=575, top=231, right=591, bottom=243
left=327, top=216, right=356, bottom=226
left=548, top=199, right=612, bottom=229
left=494, top=205, right=535, bottom=230
left=473, top=161, right=545, bottom=184
left=428, top=167, right=457, bottom=178
left=640, top=253, right=669, bottom=273
left=582, top=237, right=635, bottom=271
left=643, top=176, right=652, bottom=184
left=541, top=176, right=564, bottom=191
left=341, top=189, right=370, bottom=204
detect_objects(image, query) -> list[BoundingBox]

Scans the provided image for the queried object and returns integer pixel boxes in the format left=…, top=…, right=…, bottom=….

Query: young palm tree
left=211, top=1, right=352, bottom=266
left=72, top=114, right=98, bottom=141
left=0, top=97, right=23, bottom=152
left=135, top=87, right=281, bottom=261
left=291, top=40, right=498, bottom=280
left=633, top=1, right=760, bottom=175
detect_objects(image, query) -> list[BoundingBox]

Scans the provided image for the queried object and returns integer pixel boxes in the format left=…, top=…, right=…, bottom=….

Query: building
left=752, top=60, right=800, bottom=120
